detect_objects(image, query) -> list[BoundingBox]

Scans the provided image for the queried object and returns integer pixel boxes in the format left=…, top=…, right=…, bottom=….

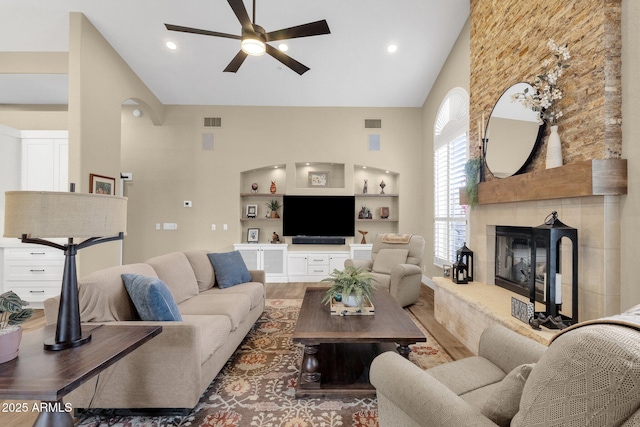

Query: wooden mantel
left=461, top=159, right=627, bottom=205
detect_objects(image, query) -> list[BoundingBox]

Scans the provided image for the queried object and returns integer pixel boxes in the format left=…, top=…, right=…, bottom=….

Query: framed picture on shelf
left=246, top=204, right=257, bottom=218
left=89, top=174, right=116, bottom=195
left=308, top=171, right=329, bottom=188
left=379, top=206, right=390, bottom=219
left=247, top=228, right=260, bottom=243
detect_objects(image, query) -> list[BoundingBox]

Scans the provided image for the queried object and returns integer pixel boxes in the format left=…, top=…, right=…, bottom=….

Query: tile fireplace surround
left=434, top=160, right=626, bottom=351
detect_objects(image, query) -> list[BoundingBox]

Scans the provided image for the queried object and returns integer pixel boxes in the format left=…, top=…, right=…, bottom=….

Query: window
left=434, top=88, right=469, bottom=267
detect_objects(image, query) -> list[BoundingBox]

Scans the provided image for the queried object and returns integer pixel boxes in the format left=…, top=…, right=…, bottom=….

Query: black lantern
left=529, top=211, right=578, bottom=330
left=457, top=242, right=474, bottom=282
left=452, top=260, right=468, bottom=284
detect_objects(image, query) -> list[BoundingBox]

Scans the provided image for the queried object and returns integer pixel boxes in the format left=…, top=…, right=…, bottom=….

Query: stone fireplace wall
left=465, top=1, right=622, bottom=321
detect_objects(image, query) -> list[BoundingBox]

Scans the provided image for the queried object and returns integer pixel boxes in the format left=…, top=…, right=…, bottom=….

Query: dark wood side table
left=0, top=324, right=162, bottom=427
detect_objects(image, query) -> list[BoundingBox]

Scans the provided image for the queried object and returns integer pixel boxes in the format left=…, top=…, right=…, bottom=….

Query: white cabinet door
left=287, top=253, right=308, bottom=277
left=234, top=244, right=288, bottom=282
left=329, top=253, right=349, bottom=271
left=21, top=132, right=69, bottom=192
left=236, top=246, right=261, bottom=270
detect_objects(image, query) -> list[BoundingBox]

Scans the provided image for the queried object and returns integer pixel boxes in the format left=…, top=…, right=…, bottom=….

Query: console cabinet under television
left=287, top=251, right=350, bottom=282
left=234, top=244, right=288, bottom=283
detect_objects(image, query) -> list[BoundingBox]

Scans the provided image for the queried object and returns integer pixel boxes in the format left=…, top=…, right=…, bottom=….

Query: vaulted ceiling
left=0, top=0, right=469, bottom=107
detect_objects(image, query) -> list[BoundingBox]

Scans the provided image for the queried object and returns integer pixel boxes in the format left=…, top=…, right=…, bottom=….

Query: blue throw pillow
left=207, top=251, right=252, bottom=289
left=121, top=274, right=183, bottom=321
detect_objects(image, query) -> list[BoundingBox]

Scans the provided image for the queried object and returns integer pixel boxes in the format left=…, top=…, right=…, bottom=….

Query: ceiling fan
left=165, top=0, right=330, bottom=75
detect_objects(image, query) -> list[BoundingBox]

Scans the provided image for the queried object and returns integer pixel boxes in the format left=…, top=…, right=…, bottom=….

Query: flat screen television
left=283, top=195, right=355, bottom=238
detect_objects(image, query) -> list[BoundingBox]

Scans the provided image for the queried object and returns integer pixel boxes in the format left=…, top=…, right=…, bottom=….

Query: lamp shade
left=4, top=191, right=127, bottom=239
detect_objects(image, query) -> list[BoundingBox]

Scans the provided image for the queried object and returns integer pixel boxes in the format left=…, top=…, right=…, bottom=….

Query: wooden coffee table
left=292, top=287, right=426, bottom=397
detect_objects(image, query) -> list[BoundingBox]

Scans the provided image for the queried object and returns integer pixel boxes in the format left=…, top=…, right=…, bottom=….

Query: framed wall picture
left=247, top=228, right=260, bottom=243
left=246, top=204, right=257, bottom=218
left=89, top=174, right=116, bottom=195
left=308, top=171, right=329, bottom=188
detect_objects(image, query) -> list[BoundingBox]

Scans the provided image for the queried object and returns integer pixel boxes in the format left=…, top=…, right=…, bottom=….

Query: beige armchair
left=345, top=233, right=425, bottom=307
left=371, top=305, right=640, bottom=427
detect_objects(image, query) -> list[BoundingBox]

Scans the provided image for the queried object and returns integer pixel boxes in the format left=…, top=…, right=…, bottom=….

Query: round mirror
left=485, top=82, right=544, bottom=178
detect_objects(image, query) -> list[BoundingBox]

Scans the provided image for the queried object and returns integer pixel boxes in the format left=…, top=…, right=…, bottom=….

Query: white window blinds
left=433, top=88, right=469, bottom=267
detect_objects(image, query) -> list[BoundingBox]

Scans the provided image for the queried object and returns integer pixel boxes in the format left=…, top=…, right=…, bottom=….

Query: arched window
left=434, top=88, right=469, bottom=266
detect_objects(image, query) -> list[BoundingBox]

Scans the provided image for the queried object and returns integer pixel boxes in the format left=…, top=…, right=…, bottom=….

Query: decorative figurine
left=270, top=181, right=277, bottom=194
left=251, top=182, right=259, bottom=193
left=379, top=180, right=386, bottom=194
left=358, top=206, right=372, bottom=219
left=271, top=232, right=280, bottom=244
left=358, top=230, right=368, bottom=244
left=363, top=179, right=368, bottom=194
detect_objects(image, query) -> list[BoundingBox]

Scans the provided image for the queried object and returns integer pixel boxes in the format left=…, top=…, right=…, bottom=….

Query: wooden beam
left=460, top=159, right=627, bottom=205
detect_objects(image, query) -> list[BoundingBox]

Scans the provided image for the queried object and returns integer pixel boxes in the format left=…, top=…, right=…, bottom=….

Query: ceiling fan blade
left=224, top=50, right=249, bottom=73
left=266, top=20, right=330, bottom=42
left=227, top=0, right=254, bottom=33
left=265, top=44, right=310, bottom=75
left=165, top=24, right=240, bottom=40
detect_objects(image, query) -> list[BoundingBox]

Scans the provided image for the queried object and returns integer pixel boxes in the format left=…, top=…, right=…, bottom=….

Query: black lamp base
left=44, top=332, right=92, bottom=351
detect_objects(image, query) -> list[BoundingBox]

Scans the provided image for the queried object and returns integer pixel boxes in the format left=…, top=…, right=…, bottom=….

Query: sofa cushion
left=184, top=249, right=216, bottom=292
left=122, top=274, right=183, bottom=321
left=481, top=363, right=534, bottom=427
left=373, top=249, right=409, bottom=274
left=207, top=251, right=251, bottom=289
left=178, top=294, right=252, bottom=330
left=426, top=356, right=507, bottom=396
left=181, top=314, right=232, bottom=364
left=146, top=252, right=199, bottom=304
left=77, top=263, right=158, bottom=322
left=200, top=281, right=265, bottom=310
left=512, top=324, right=640, bottom=427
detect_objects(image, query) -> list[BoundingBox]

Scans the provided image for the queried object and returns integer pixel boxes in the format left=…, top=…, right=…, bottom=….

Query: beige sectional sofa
left=43, top=249, right=265, bottom=411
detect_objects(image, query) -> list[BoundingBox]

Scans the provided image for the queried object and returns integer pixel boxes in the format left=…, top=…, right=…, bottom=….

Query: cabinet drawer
left=4, top=261, right=64, bottom=281
left=307, top=254, right=330, bottom=265
left=307, top=265, right=330, bottom=276
left=4, top=247, right=64, bottom=261
left=5, top=281, right=61, bottom=304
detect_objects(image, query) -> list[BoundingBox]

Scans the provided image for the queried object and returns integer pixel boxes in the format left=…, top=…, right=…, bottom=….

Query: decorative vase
left=546, top=125, right=563, bottom=169
left=0, top=325, right=22, bottom=364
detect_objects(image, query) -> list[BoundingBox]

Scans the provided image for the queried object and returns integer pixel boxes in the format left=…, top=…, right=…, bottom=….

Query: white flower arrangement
left=512, top=39, right=571, bottom=125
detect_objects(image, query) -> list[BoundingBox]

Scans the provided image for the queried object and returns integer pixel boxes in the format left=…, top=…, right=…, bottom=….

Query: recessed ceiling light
left=387, top=44, right=398, bottom=53
left=166, top=41, right=177, bottom=50
left=278, top=44, right=289, bottom=52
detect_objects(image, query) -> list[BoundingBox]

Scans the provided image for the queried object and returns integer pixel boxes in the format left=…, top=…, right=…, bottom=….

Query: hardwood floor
left=1, top=282, right=471, bottom=426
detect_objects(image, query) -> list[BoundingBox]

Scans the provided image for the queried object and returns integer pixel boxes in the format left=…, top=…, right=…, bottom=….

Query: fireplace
left=495, top=226, right=545, bottom=304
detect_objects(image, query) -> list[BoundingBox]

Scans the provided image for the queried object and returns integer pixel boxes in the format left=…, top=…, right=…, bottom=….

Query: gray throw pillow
left=121, top=274, right=182, bottom=321
left=207, top=251, right=252, bottom=289
left=481, top=363, right=535, bottom=427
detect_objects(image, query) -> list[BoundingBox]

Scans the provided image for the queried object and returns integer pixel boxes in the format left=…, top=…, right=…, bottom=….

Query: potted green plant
left=321, top=266, right=376, bottom=309
left=0, top=291, right=34, bottom=364
left=266, top=199, right=282, bottom=218
left=465, top=156, right=483, bottom=207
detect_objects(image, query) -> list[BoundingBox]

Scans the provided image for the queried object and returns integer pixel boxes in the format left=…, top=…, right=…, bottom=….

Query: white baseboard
left=422, top=275, right=435, bottom=290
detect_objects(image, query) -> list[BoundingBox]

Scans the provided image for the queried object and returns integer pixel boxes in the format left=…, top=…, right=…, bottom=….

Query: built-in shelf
left=356, top=193, right=399, bottom=197
left=461, top=159, right=627, bottom=205
left=240, top=193, right=286, bottom=197
left=356, top=218, right=398, bottom=222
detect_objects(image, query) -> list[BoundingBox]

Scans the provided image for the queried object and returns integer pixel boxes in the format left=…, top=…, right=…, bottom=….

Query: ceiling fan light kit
left=165, top=0, right=330, bottom=75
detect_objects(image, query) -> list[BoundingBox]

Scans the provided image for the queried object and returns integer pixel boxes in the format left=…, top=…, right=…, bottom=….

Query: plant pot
left=0, top=325, right=22, bottom=364
left=344, top=295, right=364, bottom=307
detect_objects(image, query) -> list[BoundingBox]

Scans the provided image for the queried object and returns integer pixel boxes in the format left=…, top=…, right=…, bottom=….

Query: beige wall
left=421, top=18, right=471, bottom=279
left=620, top=0, right=640, bottom=310
left=67, top=13, right=163, bottom=276
left=120, top=105, right=423, bottom=263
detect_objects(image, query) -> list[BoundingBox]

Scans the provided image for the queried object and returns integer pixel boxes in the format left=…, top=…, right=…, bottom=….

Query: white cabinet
left=350, top=244, right=373, bottom=261
left=287, top=251, right=350, bottom=282
left=234, top=244, right=288, bottom=283
left=21, top=131, right=69, bottom=191
left=2, top=246, right=64, bottom=308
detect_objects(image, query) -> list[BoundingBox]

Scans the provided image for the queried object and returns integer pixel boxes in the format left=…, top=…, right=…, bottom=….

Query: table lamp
left=3, top=188, right=127, bottom=350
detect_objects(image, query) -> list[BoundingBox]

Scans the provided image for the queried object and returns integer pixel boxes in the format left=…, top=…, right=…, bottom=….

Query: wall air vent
left=364, top=119, right=382, bottom=129
left=203, top=117, right=222, bottom=127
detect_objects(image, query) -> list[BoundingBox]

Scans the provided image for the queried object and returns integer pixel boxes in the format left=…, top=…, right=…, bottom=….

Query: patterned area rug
left=76, top=299, right=452, bottom=427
